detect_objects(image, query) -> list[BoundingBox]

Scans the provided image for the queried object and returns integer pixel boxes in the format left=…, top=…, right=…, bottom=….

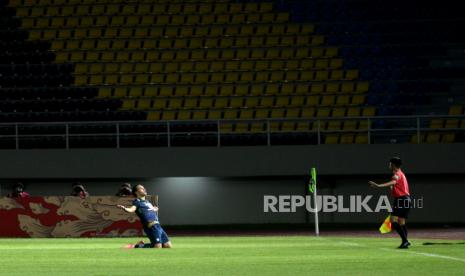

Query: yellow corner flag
left=379, top=215, right=392, bottom=234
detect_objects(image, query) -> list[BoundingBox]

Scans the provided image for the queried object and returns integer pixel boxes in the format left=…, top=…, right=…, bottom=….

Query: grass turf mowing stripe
left=0, top=236, right=464, bottom=275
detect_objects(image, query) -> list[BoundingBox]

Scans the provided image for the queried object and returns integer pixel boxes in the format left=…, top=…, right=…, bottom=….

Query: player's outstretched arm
left=369, top=180, right=396, bottom=188
left=117, top=205, right=137, bottom=213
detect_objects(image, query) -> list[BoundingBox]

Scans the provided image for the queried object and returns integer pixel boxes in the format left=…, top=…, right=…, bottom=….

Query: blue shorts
left=144, top=224, right=169, bottom=246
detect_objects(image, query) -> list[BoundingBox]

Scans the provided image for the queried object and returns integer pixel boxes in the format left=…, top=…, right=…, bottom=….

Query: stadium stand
left=1, top=0, right=464, bottom=147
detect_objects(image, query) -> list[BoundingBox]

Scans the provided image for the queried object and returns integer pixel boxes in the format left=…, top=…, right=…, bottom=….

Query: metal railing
left=0, top=114, right=463, bottom=149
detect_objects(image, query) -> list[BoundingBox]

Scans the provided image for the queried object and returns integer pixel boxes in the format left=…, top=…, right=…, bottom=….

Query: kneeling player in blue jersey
left=118, top=184, right=172, bottom=248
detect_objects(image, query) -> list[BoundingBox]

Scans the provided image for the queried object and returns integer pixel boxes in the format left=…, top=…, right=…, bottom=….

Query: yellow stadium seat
left=223, top=110, right=237, bottom=120
left=330, top=70, right=344, bottom=80
left=279, top=122, right=294, bottom=132
left=321, top=95, right=335, bottom=106
left=137, top=99, right=151, bottom=110
left=114, top=87, right=128, bottom=98
left=250, top=122, right=266, bottom=133
left=244, top=97, right=259, bottom=108
left=426, top=133, right=440, bottom=143
left=347, top=107, right=361, bottom=117
left=351, top=95, right=365, bottom=105
left=255, top=109, right=269, bottom=119
left=270, top=109, right=285, bottom=118
left=220, top=123, right=234, bottom=133
left=135, top=74, right=150, bottom=84
left=158, top=86, right=173, bottom=97
left=430, top=119, right=444, bottom=129
left=306, top=96, right=319, bottom=106
left=449, top=105, right=463, bottom=115
left=275, top=97, right=289, bottom=107
left=177, top=111, right=192, bottom=121
left=129, top=87, right=143, bottom=98
left=31, top=7, right=44, bottom=16
left=336, top=95, right=350, bottom=106
left=74, top=75, right=87, bottom=86
left=214, top=98, right=228, bottom=108
left=208, top=110, right=222, bottom=120
left=316, top=108, right=331, bottom=118
left=199, top=98, right=214, bottom=108
left=144, top=87, right=158, bottom=97
left=153, top=99, right=167, bottom=109
left=183, top=98, right=198, bottom=109
left=75, top=64, right=87, bottom=74
left=135, top=63, right=149, bottom=73
left=237, top=109, right=252, bottom=120
left=98, top=87, right=112, bottom=98
left=343, top=121, right=357, bottom=131
left=168, top=98, right=183, bottom=109
left=356, top=82, right=370, bottom=93
left=445, top=119, right=459, bottom=129
left=355, top=134, right=368, bottom=144
left=346, top=70, right=359, bottom=80
left=229, top=98, right=243, bottom=108
left=122, top=99, right=136, bottom=110
left=332, top=108, right=346, bottom=117
left=161, top=111, right=176, bottom=121
left=147, top=111, right=160, bottom=121
left=202, top=84, right=217, bottom=96
left=441, top=133, right=455, bottom=143
left=286, top=108, right=300, bottom=118
left=234, top=85, right=249, bottom=96
left=359, top=120, right=369, bottom=130
left=249, top=85, right=264, bottom=96
left=193, top=111, right=207, bottom=120
left=90, top=5, right=104, bottom=15
left=325, top=135, right=339, bottom=144
left=362, top=107, right=376, bottom=117
left=340, top=134, right=354, bottom=144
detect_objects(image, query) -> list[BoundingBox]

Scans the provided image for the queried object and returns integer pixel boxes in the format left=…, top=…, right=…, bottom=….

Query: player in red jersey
left=369, top=157, right=411, bottom=249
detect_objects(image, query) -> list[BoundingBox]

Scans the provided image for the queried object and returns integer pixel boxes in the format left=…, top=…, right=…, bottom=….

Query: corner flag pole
left=309, top=168, right=319, bottom=236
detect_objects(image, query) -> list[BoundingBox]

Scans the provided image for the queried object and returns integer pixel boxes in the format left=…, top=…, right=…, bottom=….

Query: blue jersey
left=132, top=198, right=159, bottom=226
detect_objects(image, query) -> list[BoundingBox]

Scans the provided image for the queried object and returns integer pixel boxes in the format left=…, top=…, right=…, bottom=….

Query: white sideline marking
left=333, top=239, right=465, bottom=264
left=380, top=248, right=465, bottom=264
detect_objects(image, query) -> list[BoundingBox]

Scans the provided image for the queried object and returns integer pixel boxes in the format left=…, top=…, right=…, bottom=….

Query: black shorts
left=391, top=195, right=411, bottom=219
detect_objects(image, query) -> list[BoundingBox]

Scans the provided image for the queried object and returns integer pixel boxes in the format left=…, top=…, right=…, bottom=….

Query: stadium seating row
left=449, top=105, right=465, bottom=115
left=21, top=13, right=288, bottom=28
left=74, top=70, right=359, bottom=85
left=14, top=2, right=272, bottom=16
left=145, top=107, right=376, bottom=121
left=412, top=133, right=456, bottom=143
left=430, top=119, right=465, bottom=129
left=74, top=59, right=343, bottom=75
left=97, top=82, right=370, bottom=97
left=221, top=121, right=371, bottom=133
left=50, top=35, right=325, bottom=51
left=120, top=95, right=367, bottom=110
left=28, top=24, right=315, bottom=40
left=55, top=47, right=338, bottom=63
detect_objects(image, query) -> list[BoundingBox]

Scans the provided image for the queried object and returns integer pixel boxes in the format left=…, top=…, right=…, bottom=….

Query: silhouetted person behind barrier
left=116, top=183, right=133, bottom=197
left=71, top=183, right=89, bottom=199
left=7, top=182, right=30, bottom=198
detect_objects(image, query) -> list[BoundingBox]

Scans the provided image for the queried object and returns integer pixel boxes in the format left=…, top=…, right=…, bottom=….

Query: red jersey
left=391, top=169, right=410, bottom=198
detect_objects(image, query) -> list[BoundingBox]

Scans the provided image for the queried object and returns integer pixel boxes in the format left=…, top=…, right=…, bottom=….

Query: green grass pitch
left=0, top=236, right=464, bottom=275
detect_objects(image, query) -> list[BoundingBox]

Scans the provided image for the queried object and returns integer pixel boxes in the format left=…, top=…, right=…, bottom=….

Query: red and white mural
left=0, top=196, right=157, bottom=238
